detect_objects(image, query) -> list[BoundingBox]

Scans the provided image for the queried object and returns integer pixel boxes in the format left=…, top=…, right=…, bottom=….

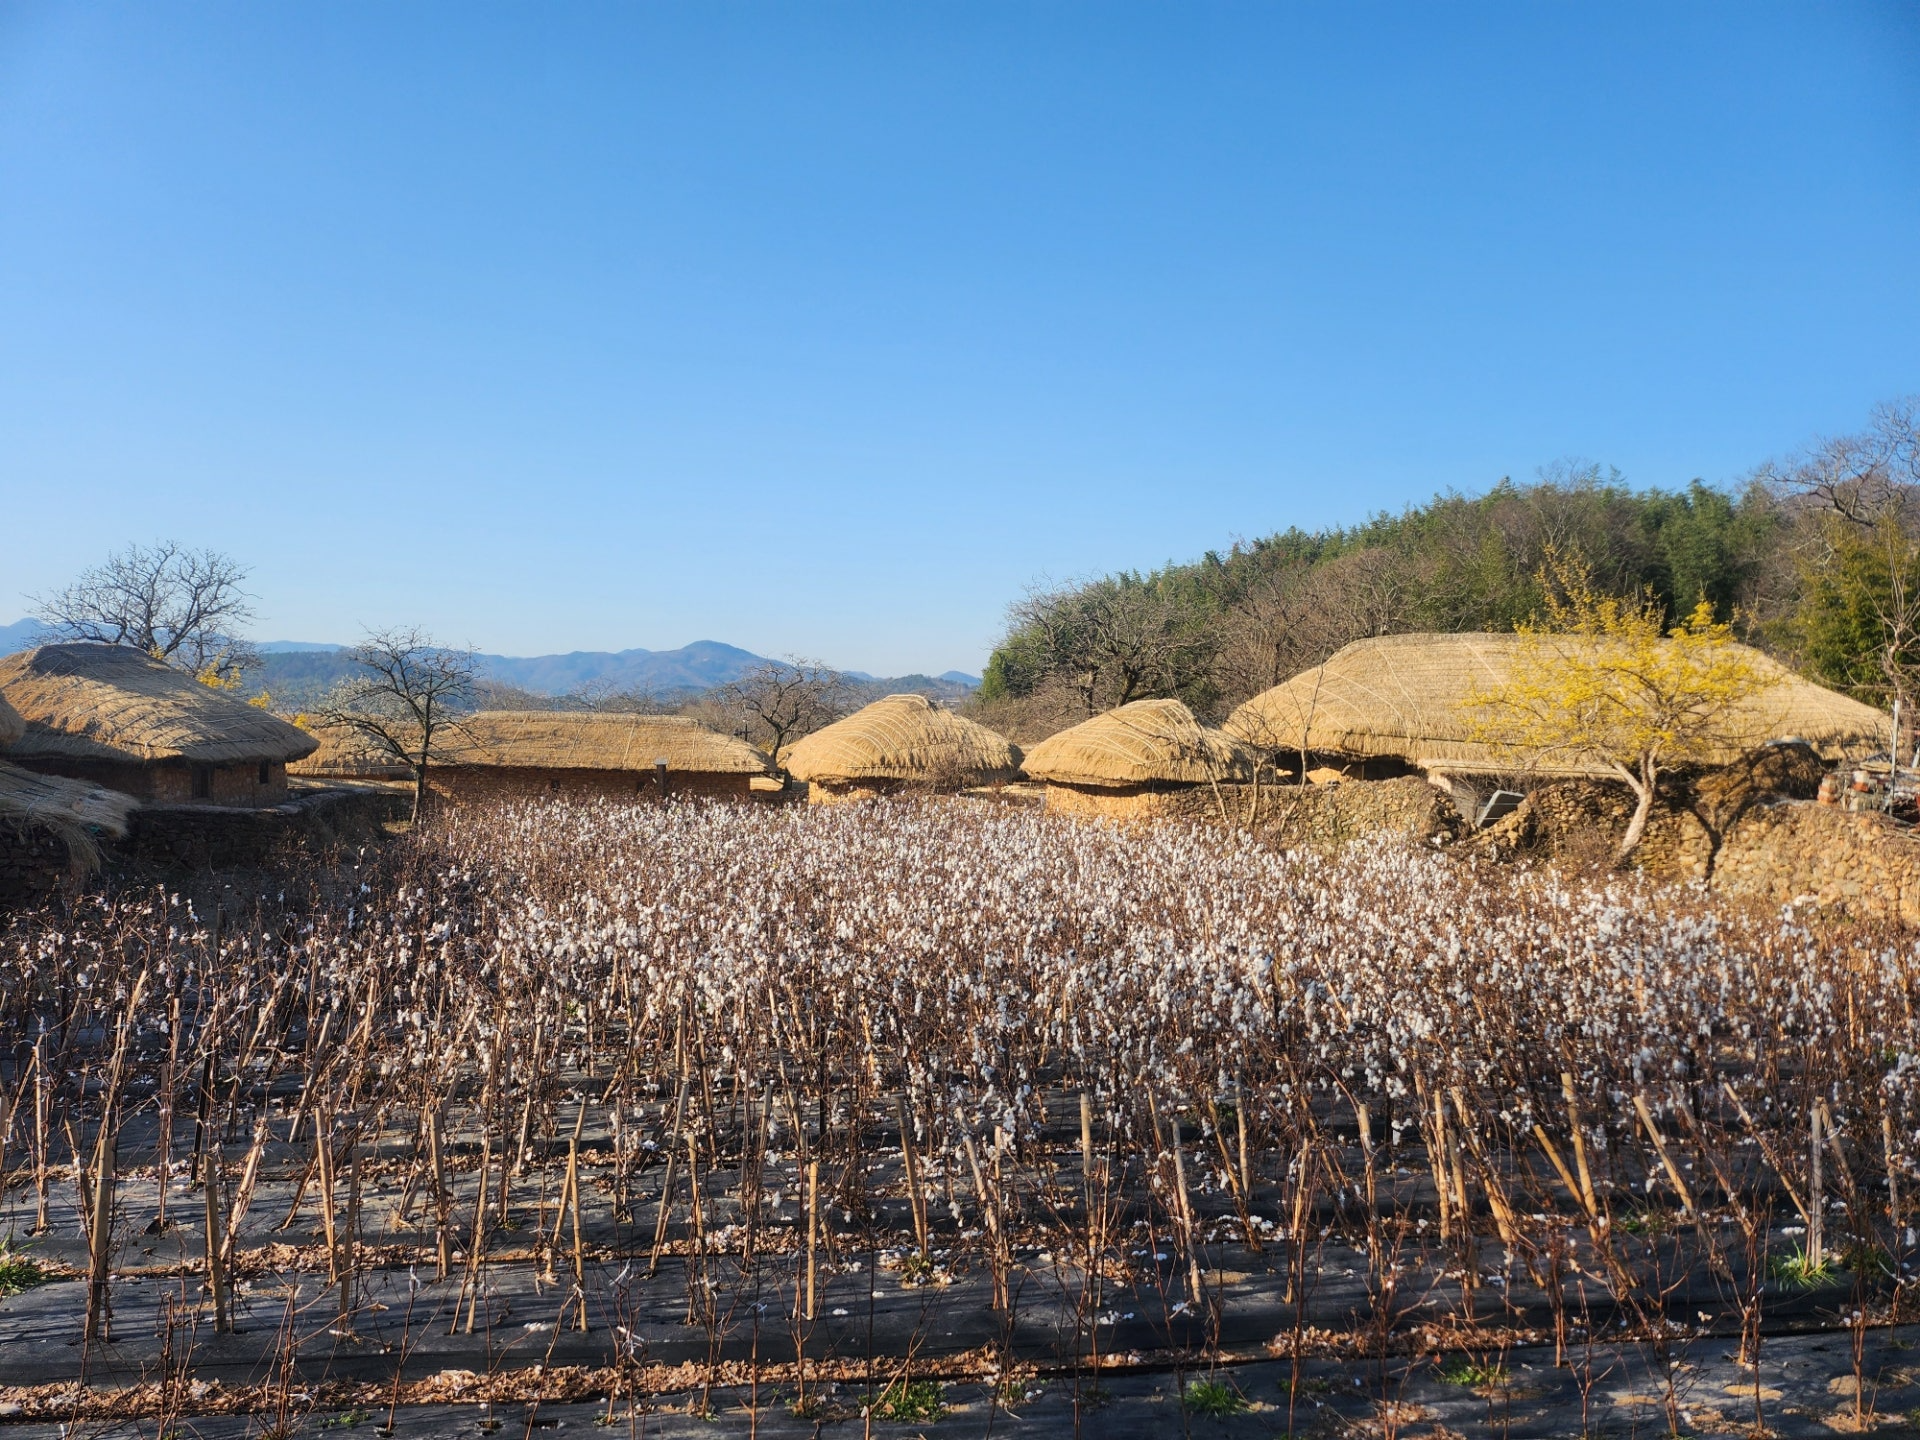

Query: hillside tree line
left=973, top=398, right=1920, bottom=738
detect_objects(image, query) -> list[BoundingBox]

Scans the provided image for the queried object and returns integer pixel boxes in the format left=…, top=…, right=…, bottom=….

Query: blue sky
left=2, top=4, right=1916, bottom=675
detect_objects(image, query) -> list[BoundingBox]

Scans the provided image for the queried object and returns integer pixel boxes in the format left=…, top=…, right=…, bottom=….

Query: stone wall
left=120, top=784, right=409, bottom=871
left=1712, top=801, right=1920, bottom=927
left=1472, top=743, right=1830, bottom=880
left=1146, top=775, right=1465, bottom=846
left=0, top=819, right=77, bottom=906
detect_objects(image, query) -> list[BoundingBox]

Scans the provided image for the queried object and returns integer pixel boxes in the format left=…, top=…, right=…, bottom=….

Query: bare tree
left=32, top=541, right=259, bottom=681
left=1764, top=397, right=1920, bottom=726
left=702, top=660, right=856, bottom=760
left=313, top=627, right=477, bottom=822
left=1007, top=576, right=1211, bottom=717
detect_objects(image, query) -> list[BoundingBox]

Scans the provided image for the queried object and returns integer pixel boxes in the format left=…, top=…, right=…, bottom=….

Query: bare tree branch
left=311, top=627, right=477, bottom=822
left=698, top=660, right=857, bottom=761
left=32, top=542, right=259, bottom=680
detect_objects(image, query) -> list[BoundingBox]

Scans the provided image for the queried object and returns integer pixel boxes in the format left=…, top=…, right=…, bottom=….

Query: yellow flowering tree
left=1468, top=549, right=1775, bottom=862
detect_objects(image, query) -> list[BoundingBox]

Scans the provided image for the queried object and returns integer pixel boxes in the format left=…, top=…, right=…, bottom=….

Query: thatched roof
left=1021, top=699, right=1255, bottom=788
left=286, top=721, right=417, bottom=780
left=0, top=759, right=138, bottom=840
left=1224, top=632, right=1891, bottom=776
left=0, top=691, right=22, bottom=749
left=0, top=644, right=319, bottom=766
left=435, top=711, right=771, bottom=774
left=781, top=694, right=1022, bottom=786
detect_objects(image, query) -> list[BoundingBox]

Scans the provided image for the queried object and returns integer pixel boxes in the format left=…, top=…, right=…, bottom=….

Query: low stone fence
left=1712, top=799, right=1920, bottom=927
left=0, top=818, right=82, bottom=906
left=119, top=784, right=410, bottom=871
left=1159, top=775, right=1465, bottom=846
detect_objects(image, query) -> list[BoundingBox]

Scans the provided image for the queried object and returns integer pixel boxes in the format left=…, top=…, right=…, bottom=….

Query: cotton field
left=1, top=795, right=1917, bottom=1428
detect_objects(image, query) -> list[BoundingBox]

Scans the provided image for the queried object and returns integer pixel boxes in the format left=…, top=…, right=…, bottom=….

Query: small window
left=191, top=765, right=211, bottom=800
left=258, top=761, right=271, bottom=785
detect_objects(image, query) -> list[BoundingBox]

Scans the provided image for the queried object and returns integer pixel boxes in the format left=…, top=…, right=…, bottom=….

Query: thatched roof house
left=287, top=720, right=417, bottom=782
left=0, top=644, right=318, bottom=806
left=424, top=711, right=771, bottom=803
left=1224, top=632, right=1890, bottom=798
left=1020, top=698, right=1255, bottom=818
left=781, top=694, right=1021, bottom=803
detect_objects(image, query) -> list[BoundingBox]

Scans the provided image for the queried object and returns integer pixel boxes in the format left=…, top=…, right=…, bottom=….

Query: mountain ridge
left=0, top=621, right=981, bottom=698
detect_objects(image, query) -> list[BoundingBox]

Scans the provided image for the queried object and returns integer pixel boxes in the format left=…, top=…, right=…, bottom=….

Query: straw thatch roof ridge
left=0, top=644, right=318, bottom=766
left=1021, top=698, right=1255, bottom=787
left=1224, top=631, right=1890, bottom=776
left=286, top=720, right=418, bottom=780
left=437, top=711, right=770, bottom=774
left=781, top=693, right=1021, bottom=785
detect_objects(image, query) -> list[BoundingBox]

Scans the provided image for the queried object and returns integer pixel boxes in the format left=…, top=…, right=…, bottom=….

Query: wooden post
left=1633, top=1093, right=1695, bottom=1213
left=1810, top=1104, right=1826, bottom=1269
left=84, top=1127, right=115, bottom=1342
left=204, top=1138, right=230, bottom=1333
left=897, top=1097, right=928, bottom=1257
left=32, top=1037, right=49, bottom=1235
left=1562, top=1073, right=1599, bottom=1217
left=804, top=1159, right=821, bottom=1320
left=428, top=1107, right=451, bottom=1280
left=1885, top=1112, right=1902, bottom=1236
left=655, top=759, right=669, bottom=801
left=316, top=1113, right=339, bottom=1282
left=566, top=1137, right=587, bottom=1331
left=1168, top=1116, right=1204, bottom=1305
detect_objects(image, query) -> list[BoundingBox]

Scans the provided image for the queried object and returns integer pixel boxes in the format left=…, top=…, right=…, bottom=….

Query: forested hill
left=976, top=471, right=1805, bottom=735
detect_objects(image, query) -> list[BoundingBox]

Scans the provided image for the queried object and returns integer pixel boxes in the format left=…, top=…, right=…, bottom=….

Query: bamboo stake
left=648, top=1075, right=690, bottom=1277
left=1633, top=1094, right=1694, bottom=1213
left=204, top=1137, right=230, bottom=1333
left=1721, top=1082, right=1811, bottom=1225
left=804, top=1158, right=821, bottom=1321
left=1810, top=1103, right=1826, bottom=1269
left=1562, top=1072, right=1599, bottom=1217
left=83, top=1127, right=115, bottom=1342
left=1533, top=1125, right=1592, bottom=1217
left=567, top=1137, right=587, bottom=1332
left=896, top=1096, right=928, bottom=1257
left=1168, top=1115, right=1205, bottom=1305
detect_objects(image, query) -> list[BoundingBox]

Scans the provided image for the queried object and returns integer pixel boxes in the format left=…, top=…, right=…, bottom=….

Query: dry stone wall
left=1712, top=800, right=1920, bottom=927
left=1163, top=775, right=1465, bottom=847
left=0, top=819, right=76, bottom=906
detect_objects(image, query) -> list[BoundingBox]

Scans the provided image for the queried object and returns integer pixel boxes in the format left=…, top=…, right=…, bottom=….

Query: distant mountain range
left=0, top=621, right=980, bottom=700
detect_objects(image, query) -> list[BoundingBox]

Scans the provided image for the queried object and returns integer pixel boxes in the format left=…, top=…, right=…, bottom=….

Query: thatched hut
left=425, top=711, right=770, bottom=803
left=781, top=694, right=1021, bottom=803
left=1020, top=698, right=1255, bottom=818
left=0, top=644, right=318, bottom=805
left=1224, top=632, right=1890, bottom=813
left=287, top=720, right=417, bottom=782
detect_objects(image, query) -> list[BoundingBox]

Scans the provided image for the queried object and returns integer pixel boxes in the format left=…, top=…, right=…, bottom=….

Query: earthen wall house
left=1021, top=698, right=1255, bottom=822
left=429, top=764, right=753, bottom=805
left=782, top=694, right=1021, bottom=804
left=421, top=711, right=770, bottom=805
left=0, top=643, right=316, bottom=810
